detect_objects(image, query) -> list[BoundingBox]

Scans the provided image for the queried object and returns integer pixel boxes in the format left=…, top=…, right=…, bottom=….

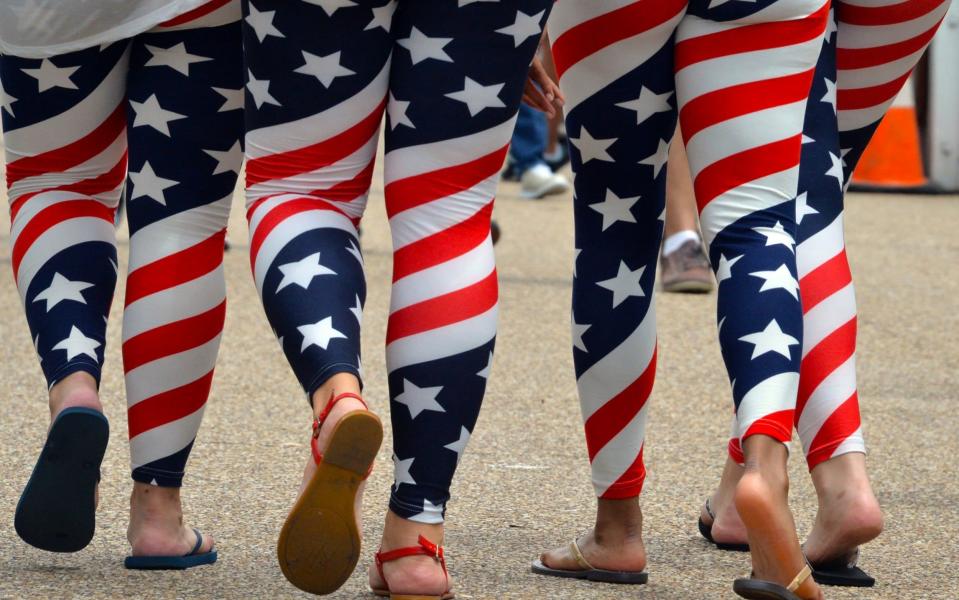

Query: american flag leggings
left=1, top=0, right=244, bottom=487
left=550, top=0, right=831, bottom=499
left=241, top=0, right=552, bottom=523
left=726, top=0, right=951, bottom=469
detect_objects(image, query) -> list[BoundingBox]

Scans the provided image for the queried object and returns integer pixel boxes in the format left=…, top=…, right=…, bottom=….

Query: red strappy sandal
left=371, top=535, right=455, bottom=600
left=276, top=392, right=383, bottom=595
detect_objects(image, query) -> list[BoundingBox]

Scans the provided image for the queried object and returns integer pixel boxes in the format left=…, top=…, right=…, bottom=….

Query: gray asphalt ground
left=0, top=150, right=957, bottom=599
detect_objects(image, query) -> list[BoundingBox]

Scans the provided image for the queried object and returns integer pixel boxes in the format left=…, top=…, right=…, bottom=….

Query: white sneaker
left=520, top=163, right=570, bottom=199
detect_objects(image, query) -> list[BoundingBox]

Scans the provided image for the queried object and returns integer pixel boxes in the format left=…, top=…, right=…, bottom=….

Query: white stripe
left=130, top=405, right=207, bottom=471
left=245, top=136, right=378, bottom=212
left=3, top=53, right=128, bottom=154
left=390, top=237, right=494, bottom=312
left=389, top=178, right=495, bottom=249
left=556, top=14, right=681, bottom=114
left=548, top=0, right=638, bottom=39
left=590, top=408, right=648, bottom=498
left=16, top=217, right=116, bottom=300
left=8, top=132, right=127, bottom=209
left=125, top=335, right=221, bottom=406
left=384, top=118, right=515, bottom=185
left=837, top=50, right=924, bottom=90
left=252, top=209, right=357, bottom=295
left=797, top=212, right=844, bottom=278
left=797, top=355, right=857, bottom=451
left=736, top=372, right=800, bottom=441
left=675, top=37, right=823, bottom=102
left=128, top=194, right=232, bottom=271
left=699, top=166, right=799, bottom=246
left=830, top=427, right=866, bottom=458
left=246, top=61, right=389, bottom=160
left=122, top=266, right=225, bottom=341
left=386, top=305, right=498, bottom=371
left=837, top=4, right=948, bottom=50
left=685, top=101, right=807, bottom=176
left=577, top=304, right=656, bottom=421
left=802, top=283, right=856, bottom=357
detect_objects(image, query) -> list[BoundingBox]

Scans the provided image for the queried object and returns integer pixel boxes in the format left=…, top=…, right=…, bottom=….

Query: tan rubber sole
left=373, top=590, right=454, bottom=600
left=277, top=411, right=383, bottom=595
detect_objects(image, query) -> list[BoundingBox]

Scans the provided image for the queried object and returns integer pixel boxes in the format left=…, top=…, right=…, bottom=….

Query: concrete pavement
left=0, top=156, right=957, bottom=598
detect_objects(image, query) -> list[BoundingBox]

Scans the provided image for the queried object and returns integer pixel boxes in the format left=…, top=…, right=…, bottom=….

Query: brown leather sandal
left=371, top=535, right=454, bottom=600
left=276, top=392, right=383, bottom=595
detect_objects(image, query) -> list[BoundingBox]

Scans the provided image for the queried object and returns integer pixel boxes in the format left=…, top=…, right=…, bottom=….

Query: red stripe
left=836, top=72, right=910, bottom=111
left=392, top=201, right=493, bottom=282
left=122, top=301, right=226, bottom=373
left=10, top=153, right=127, bottom=221
left=728, top=437, right=745, bottom=465
left=159, top=0, right=232, bottom=26
left=248, top=197, right=349, bottom=267
left=836, top=26, right=939, bottom=70
left=246, top=99, right=385, bottom=187
left=584, top=348, right=657, bottom=462
left=692, top=136, right=801, bottom=211
left=742, top=409, right=794, bottom=444
left=385, top=146, right=507, bottom=218
left=6, top=103, right=125, bottom=188
left=599, top=446, right=647, bottom=500
left=386, top=270, right=498, bottom=343
left=125, top=230, right=226, bottom=306
left=797, top=317, right=857, bottom=414
left=675, top=2, right=829, bottom=71
left=804, top=393, right=862, bottom=470
left=551, top=0, right=686, bottom=78
left=836, top=0, right=946, bottom=26
left=11, top=200, right=115, bottom=276
left=799, top=249, right=852, bottom=313
left=308, top=159, right=375, bottom=203
left=680, top=70, right=814, bottom=142
left=127, top=371, right=214, bottom=439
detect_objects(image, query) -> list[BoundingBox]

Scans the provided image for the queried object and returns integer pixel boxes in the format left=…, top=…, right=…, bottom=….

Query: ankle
left=381, top=510, right=444, bottom=549
left=595, top=497, right=643, bottom=543
left=130, top=483, right=183, bottom=524
left=49, top=372, right=101, bottom=419
left=311, top=373, right=363, bottom=418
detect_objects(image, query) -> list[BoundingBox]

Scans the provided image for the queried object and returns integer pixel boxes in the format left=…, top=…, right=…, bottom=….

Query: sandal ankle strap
left=310, top=391, right=368, bottom=465
left=375, top=535, right=447, bottom=575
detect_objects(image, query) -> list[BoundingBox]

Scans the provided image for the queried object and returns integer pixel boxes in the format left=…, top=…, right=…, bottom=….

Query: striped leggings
left=551, top=0, right=828, bottom=498
left=727, top=0, right=951, bottom=469
left=242, top=0, right=550, bottom=523
left=1, top=2, right=243, bottom=487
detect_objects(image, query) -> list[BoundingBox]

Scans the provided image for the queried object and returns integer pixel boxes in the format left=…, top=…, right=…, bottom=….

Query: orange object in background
left=851, top=77, right=927, bottom=189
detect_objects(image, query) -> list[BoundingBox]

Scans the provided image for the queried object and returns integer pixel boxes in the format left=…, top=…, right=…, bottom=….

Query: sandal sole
left=277, top=411, right=383, bottom=594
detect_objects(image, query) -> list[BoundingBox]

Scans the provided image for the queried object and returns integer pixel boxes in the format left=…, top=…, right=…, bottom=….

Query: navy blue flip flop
left=124, top=528, right=217, bottom=570
left=15, top=406, right=109, bottom=552
left=699, top=498, right=750, bottom=552
left=809, top=548, right=875, bottom=587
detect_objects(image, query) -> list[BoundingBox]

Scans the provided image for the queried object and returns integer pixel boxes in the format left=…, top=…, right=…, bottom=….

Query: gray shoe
left=660, top=239, right=714, bottom=293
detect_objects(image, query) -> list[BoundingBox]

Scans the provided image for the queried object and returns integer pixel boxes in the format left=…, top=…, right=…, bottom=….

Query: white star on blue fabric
left=276, top=252, right=336, bottom=292
left=445, top=77, right=505, bottom=116
left=22, top=59, right=79, bottom=92
left=144, top=43, right=212, bottom=76
left=298, top=316, right=347, bottom=351
left=52, top=326, right=100, bottom=360
left=495, top=10, right=544, bottom=47
left=393, top=455, right=416, bottom=490
left=395, top=379, right=445, bottom=419
left=739, top=319, right=799, bottom=360
left=597, top=261, right=646, bottom=308
left=590, top=189, right=639, bottom=231
left=398, top=27, right=453, bottom=65
left=749, top=264, right=800, bottom=299
left=33, top=273, right=94, bottom=312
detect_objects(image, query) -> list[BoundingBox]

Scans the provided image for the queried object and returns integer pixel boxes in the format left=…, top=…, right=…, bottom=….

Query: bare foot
left=701, top=456, right=748, bottom=546
left=49, top=372, right=103, bottom=508
left=127, top=483, right=214, bottom=557
left=540, top=497, right=647, bottom=573
left=368, top=510, right=450, bottom=597
left=804, top=453, right=883, bottom=566
left=736, top=438, right=822, bottom=600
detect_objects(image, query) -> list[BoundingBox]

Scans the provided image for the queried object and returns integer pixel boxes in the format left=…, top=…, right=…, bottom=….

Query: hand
left=522, top=56, right=565, bottom=118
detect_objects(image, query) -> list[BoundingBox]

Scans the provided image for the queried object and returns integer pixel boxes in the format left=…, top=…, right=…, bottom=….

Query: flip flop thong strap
left=787, top=564, right=812, bottom=592
left=186, top=528, right=204, bottom=557
left=569, top=539, right=594, bottom=571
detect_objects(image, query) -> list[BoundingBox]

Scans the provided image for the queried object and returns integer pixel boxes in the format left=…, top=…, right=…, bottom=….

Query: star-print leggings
left=549, top=0, right=829, bottom=498
left=726, top=0, right=952, bottom=470
left=242, top=0, right=551, bottom=523
left=1, top=1, right=243, bottom=487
